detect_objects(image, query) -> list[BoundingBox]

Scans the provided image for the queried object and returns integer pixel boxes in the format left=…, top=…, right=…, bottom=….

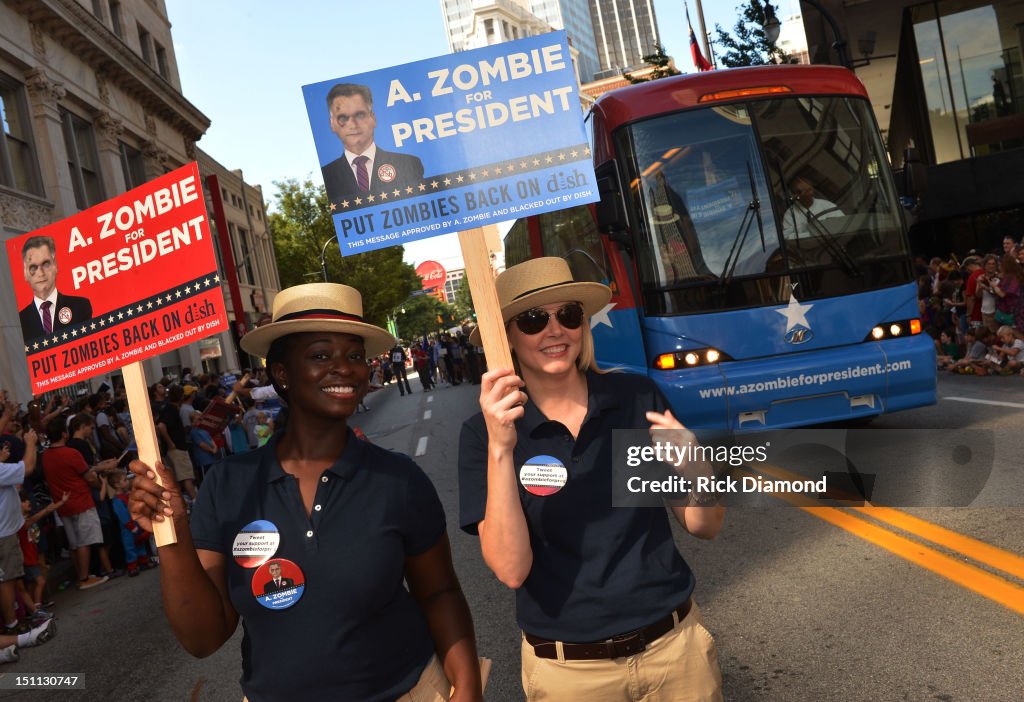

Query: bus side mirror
left=594, top=161, right=630, bottom=246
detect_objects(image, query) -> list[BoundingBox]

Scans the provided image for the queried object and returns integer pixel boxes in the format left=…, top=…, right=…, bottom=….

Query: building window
left=109, top=1, right=122, bottom=38
left=0, top=76, right=43, bottom=196
left=221, top=186, right=228, bottom=203
left=91, top=0, right=104, bottom=20
left=60, top=109, right=104, bottom=209
left=155, top=43, right=169, bottom=79
left=911, top=1, right=1024, bottom=163
left=237, top=227, right=252, bottom=284
left=138, top=25, right=153, bottom=65
left=119, top=141, right=146, bottom=189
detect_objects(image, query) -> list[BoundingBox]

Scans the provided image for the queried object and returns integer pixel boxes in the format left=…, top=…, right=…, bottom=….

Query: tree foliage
left=393, top=294, right=458, bottom=342
left=268, top=179, right=420, bottom=328
left=623, top=44, right=681, bottom=84
left=453, top=275, right=476, bottom=322
left=713, top=0, right=790, bottom=67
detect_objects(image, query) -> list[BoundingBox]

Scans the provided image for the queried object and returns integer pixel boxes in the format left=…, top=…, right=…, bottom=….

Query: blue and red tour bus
left=505, top=65, right=936, bottom=431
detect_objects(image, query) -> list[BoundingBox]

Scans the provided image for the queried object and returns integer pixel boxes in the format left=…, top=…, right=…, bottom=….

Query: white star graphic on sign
left=589, top=302, right=617, bottom=330
left=775, top=294, right=813, bottom=330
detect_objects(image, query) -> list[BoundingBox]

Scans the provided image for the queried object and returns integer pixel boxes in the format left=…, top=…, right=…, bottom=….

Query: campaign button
left=252, top=558, right=305, bottom=610
left=519, top=455, right=568, bottom=496
left=232, top=520, right=281, bottom=568
left=377, top=163, right=396, bottom=183
left=58, top=307, right=73, bottom=324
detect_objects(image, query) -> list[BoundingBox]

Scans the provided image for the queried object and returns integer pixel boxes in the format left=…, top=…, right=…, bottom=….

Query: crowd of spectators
left=0, top=365, right=285, bottom=665
left=919, top=235, right=1024, bottom=376
left=375, top=330, right=485, bottom=394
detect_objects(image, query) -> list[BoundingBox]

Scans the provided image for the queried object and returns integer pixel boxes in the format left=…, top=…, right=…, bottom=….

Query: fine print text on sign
left=302, top=31, right=598, bottom=255
left=6, top=162, right=229, bottom=394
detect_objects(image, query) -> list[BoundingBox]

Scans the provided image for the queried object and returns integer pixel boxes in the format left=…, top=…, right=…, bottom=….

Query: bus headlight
left=865, top=319, right=922, bottom=342
left=654, top=348, right=731, bottom=370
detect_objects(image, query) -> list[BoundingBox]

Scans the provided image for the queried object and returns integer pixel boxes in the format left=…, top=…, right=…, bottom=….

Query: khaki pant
left=521, top=601, right=723, bottom=702
left=165, top=448, right=195, bottom=482
left=395, top=654, right=451, bottom=701
left=243, top=655, right=451, bottom=702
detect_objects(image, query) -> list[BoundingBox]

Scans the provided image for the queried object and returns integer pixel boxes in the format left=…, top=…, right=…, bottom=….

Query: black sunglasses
left=512, top=303, right=585, bottom=335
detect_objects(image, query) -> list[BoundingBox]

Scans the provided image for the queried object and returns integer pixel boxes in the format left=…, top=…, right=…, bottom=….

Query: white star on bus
left=775, top=294, right=812, bottom=330
left=590, top=302, right=616, bottom=329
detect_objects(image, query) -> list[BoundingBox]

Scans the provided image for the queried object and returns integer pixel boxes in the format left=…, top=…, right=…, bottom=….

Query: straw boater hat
left=239, top=283, right=394, bottom=358
left=468, top=257, right=611, bottom=345
left=651, top=204, right=680, bottom=226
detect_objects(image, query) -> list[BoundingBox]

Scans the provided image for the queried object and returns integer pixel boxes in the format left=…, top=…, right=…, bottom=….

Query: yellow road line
left=733, top=465, right=1024, bottom=616
left=850, top=506, right=1024, bottom=583
left=749, top=462, right=1024, bottom=582
left=802, top=506, right=1024, bottom=616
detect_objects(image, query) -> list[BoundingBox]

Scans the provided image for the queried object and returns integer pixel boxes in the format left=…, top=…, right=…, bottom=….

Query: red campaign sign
left=5, top=162, right=229, bottom=394
left=416, top=260, right=446, bottom=291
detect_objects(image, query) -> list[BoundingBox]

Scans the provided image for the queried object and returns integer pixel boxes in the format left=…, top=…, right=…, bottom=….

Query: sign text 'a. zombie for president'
left=302, top=31, right=598, bottom=254
left=6, top=162, right=229, bottom=393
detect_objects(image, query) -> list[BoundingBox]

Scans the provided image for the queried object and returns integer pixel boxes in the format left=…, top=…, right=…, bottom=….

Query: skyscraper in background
left=439, top=0, right=601, bottom=82
left=589, top=0, right=662, bottom=78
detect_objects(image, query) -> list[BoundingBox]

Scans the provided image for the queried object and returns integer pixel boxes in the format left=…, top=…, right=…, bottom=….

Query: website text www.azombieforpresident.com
left=698, top=360, right=914, bottom=399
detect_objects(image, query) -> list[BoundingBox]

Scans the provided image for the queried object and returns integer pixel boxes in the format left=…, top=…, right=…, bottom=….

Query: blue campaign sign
left=302, top=31, right=597, bottom=255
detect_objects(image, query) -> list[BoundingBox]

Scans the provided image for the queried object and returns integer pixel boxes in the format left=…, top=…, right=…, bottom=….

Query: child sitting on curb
left=989, top=326, right=1024, bottom=374
left=108, top=472, right=154, bottom=576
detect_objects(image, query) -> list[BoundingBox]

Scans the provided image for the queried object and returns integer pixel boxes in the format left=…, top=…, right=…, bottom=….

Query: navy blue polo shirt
left=458, top=371, right=695, bottom=642
left=191, top=430, right=445, bottom=701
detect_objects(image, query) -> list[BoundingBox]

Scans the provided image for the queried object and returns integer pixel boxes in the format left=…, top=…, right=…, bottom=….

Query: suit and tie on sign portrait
left=302, top=31, right=598, bottom=256
left=5, top=163, right=230, bottom=394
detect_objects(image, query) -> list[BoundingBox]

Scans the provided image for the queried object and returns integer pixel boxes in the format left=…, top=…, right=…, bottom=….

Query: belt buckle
left=607, top=630, right=646, bottom=658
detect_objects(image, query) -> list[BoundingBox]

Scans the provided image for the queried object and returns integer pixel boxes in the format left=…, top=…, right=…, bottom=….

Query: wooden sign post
left=5, top=164, right=230, bottom=547
left=122, top=361, right=177, bottom=545
left=458, top=226, right=513, bottom=371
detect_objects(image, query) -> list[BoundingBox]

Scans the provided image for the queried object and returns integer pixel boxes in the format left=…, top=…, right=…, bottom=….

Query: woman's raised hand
left=480, top=368, right=527, bottom=452
left=128, top=458, right=188, bottom=533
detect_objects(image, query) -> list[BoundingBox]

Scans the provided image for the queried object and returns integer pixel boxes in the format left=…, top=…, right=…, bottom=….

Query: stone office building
left=0, top=0, right=278, bottom=401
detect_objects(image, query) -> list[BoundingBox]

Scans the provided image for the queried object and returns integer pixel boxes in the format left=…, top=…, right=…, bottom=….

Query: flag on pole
left=686, top=1, right=714, bottom=72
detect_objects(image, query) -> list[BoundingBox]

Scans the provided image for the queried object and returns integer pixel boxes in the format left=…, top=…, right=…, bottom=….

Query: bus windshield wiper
left=716, top=164, right=761, bottom=295
left=767, top=152, right=860, bottom=277
left=801, top=208, right=861, bottom=276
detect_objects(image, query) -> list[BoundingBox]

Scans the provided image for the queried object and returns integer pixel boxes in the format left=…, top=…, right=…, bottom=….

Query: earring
left=281, top=383, right=288, bottom=390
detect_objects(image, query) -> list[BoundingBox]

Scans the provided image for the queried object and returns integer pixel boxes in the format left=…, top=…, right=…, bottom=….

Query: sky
left=167, top=0, right=804, bottom=272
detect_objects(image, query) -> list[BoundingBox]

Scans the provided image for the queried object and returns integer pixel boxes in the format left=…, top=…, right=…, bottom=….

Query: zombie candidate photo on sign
left=302, top=31, right=597, bottom=255
left=320, top=83, right=426, bottom=207
left=5, top=163, right=229, bottom=394
left=18, top=234, right=93, bottom=344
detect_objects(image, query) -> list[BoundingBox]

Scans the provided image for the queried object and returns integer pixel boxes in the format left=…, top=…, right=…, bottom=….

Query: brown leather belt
left=524, top=599, right=692, bottom=660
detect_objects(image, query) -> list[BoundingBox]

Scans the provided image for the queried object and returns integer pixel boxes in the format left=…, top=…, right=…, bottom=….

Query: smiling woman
left=459, top=258, right=726, bottom=701
left=129, top=283, right=483, bottom=701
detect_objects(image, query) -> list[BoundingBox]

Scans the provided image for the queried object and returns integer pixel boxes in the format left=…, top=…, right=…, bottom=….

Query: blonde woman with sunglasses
left=459, top=258, right=725, bottom=701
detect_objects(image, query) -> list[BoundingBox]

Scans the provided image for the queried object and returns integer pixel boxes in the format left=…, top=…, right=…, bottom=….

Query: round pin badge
left=57, top=307, right=73, bottom=324
left=232, top=520, right=281, bottom=568
left=252, top=558, right=305, bottom=610
left=377, top=163, right=396, bottom=183
left=519, top=455, right=568, bottom=496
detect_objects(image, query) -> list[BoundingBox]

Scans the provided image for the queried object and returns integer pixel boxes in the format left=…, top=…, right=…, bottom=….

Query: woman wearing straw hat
left=459, top=258, right=724, bottom=701
left=129, top=283, right=482, bottom=702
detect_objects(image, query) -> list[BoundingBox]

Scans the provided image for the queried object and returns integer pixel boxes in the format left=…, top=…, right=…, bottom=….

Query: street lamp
left=319, top=238, right=334, bottom=282
left=762, top=1, right=781, bottom=46
left=762, top=0, right=853, bottom=70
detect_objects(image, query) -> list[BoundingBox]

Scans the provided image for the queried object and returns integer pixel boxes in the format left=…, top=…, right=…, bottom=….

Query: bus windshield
left=617, top=96, right=912, bottom=315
